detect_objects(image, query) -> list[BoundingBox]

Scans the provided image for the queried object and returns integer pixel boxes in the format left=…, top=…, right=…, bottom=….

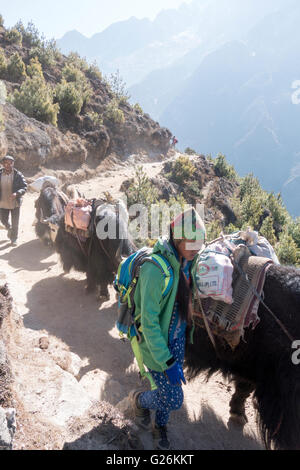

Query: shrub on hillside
left=165, top=155, right=196, bottom=186
left=288, top=218, right=300, bottom=248
left=27, top=57, right=43, bottom=78
left=86, top=62, right=102, bottom=81
left=61, top=64, right=92, bottom=107
left=125, top=166, right=188, bottom=246
left=0, top=49, right=7, bottom=79
left=6, top=53, right=26, bottom=82
left=15, top=20, right=42, bottom=48
left=0, top=81, right=5, bottom=132
left=126, top=166, right=158, bottom=208
left=55, top=79, right=83, bottom=115
left=185, top=147, right=198, bottom=155
left=10, top=74, right=59, bottom=126
left=29, top=38, right=61, bottom=67
left=265, top=192, right=289, bottom=228
left=0, top=15, right=4, bottom=27
left=104, top=98, right=125, bottom=124
left=239, top=173, right=262, bottom=201
left=214, top=153, right=238, bottom=181
left=87, top=111, right=103, bottom=127
left=206, top=220, right=223, bottom=242
left=276, top=231, right=299, bottom=266
left=106, top=69, right=130, bottom=102
left=5, top=28, right=22, bottom=46
left=260, top=215, right=277, bottom=246
left=133, top=103, right=143, bottom=114
left=66, top=52, right=88, bottom=72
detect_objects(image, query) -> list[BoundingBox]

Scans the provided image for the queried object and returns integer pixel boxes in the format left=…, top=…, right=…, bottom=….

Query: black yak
left=185, top=263, right=300, bottom=450
left=34, top=182, right=69, bottom=246
left=54, top=199, right=135, bottom=300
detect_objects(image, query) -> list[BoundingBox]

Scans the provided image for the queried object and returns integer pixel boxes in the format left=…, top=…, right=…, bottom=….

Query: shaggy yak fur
left=185, top=263, right=300, bottom=450
left=54, top=200, right=135, bottom=300
left=34, top=183, right=68, bottom=245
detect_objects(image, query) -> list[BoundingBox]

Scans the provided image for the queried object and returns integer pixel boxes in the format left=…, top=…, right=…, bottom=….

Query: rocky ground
left=0, top=152, right=263, bottom=450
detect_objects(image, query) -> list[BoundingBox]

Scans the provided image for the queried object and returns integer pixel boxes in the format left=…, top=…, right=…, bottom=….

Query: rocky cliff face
left=0, top=24, right=171, bottom=174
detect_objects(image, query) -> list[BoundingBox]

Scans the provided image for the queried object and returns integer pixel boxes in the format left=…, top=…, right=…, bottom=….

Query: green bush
left=61, top=64, right=92, bottom=107
left=276, top=231, right=299, bottom=266
left=106, top=69, right=130, bottom=102
left=0, top=80, right=5, bottom=132
left=55, top=79, right=83, bottom=115
left=240, top=193, right=263, bottom=229
left=104, top=98, right=125, bottom=124
left=87, top=111, right=103, bottom=127
left=206, top=220, right=223, bottom=242
left=62, top=64, right=84, bottom=83
left=126, top=166, right=158, bottom=207
left=214, top=153, right=238, bottom=181
left=27, top=56, right=43, bottom=78
left=165, top=155, right=196, bottom=186
left=260, top=215, right=277, bottom=246
left=29, top=43, right=57, bottom=67
left=288, top=218, right=300, bottom=248
left=11, top=75, right=59, bottom=126
left=66, top=52, right=88, bottom=71
left=265, top=192, right=289, bottom=227
left=185, top=147, right=197, bottom=155
left=86, top=62, right=102, bottom=81
left=133, top=103, right=143, bottom=114
left=0, top=49, right=7, bottom=78
left=239, top=174, right=262, bottom=201
left=7, top=53, right=26, bottom=82
left=15, top=20, right=41, bottom=48
left=185, top=179, right=203, bottom=197
left=5, top=28, right=22, bottom=45
left=0, top=15, right=4, bottom=27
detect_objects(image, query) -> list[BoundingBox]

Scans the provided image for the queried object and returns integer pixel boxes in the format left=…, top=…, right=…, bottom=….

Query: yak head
left=40, top=214, right=62, bottom=244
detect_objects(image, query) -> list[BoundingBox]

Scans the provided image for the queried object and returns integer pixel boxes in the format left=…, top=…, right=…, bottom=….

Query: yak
left=185, top=262, right=300, bottom=450
left=54, top=199, right=135, bottom=300
left=34, top=182, right=69, bottom=246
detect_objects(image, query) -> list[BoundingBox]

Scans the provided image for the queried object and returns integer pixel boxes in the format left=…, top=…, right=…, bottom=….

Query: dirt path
left=0, top=155, right=263, bottom=450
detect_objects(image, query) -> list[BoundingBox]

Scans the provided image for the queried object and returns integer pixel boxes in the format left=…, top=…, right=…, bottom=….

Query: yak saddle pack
left=114, top=247, right=173, bottom=390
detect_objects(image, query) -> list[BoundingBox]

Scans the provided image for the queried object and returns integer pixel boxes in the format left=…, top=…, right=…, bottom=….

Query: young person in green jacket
left=128, top=208, right=206, bottom=450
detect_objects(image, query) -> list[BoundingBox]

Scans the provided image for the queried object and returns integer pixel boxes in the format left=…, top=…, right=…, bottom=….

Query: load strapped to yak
left=64, top=198, right=93, bottom=240
left=191, top=228, right=280, bottom=350
left=114, top=247, right=173, bottom=390
left=64, top=192, right=120, bottom=242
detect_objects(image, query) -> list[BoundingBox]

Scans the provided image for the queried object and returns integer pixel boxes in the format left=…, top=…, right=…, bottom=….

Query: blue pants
left=138, top=335, right=186, bottom=427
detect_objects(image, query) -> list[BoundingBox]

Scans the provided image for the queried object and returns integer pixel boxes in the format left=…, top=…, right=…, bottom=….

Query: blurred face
left=2, top=159, right=14, bottom=173
left=176, top=239, right=203, bottom=261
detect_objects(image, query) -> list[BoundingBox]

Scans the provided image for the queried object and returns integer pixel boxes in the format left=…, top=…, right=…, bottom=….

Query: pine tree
left=276, top=232, right=299, bottom=266
left=260, top=216, right=277, bottom=246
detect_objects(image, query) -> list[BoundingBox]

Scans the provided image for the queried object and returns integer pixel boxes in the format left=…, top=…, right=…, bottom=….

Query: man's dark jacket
left=0, top=168, right=27, bottom=207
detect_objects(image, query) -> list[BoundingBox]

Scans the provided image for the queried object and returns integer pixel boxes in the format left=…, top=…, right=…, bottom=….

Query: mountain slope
left=158, top=2, right=300, bottom=215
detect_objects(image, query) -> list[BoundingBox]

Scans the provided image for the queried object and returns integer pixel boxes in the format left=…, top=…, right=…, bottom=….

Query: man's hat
left=1, top=155, right=14, bottom=162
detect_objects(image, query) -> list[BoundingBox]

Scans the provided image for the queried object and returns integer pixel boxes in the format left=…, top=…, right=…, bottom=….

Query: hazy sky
left=0, top=0, right=193, bottom=39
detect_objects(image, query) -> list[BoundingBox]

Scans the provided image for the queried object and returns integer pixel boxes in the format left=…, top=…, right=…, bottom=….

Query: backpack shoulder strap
left=144, top=253, right=173, bottom=298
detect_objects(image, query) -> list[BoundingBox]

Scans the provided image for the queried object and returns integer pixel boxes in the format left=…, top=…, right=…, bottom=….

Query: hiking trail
left=0, top=153, right=262, bottom=450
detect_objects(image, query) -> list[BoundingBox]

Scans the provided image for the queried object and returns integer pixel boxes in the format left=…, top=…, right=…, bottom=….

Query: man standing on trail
left=0, top=155, right=27, bottom=246
left=128, top=208, right=206, bottom=450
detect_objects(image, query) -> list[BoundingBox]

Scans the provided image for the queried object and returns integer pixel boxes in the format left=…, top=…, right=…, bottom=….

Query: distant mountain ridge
left=57, top=0, right=300, bottom=215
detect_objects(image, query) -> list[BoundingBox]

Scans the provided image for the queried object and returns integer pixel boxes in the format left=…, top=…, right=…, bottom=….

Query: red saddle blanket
left=64, top=199, right=92, bottom=232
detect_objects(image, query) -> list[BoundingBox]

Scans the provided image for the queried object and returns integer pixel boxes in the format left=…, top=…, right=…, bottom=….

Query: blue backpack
left=114, top=247, right=174, bottom=389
